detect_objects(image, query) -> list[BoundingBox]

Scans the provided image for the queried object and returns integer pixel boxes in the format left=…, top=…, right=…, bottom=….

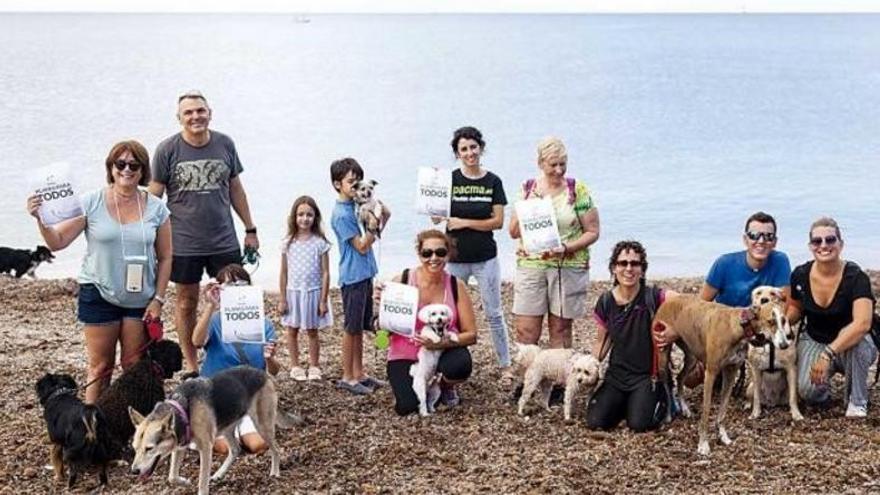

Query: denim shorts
left=77, top=283, right=146, bottom=325
left=340, top=278, right=373, bottom=335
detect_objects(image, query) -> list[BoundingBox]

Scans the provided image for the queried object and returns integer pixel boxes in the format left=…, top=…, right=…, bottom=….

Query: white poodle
left=517, top=348, right=602, bottom=422
left=411, top=303, right=458, bottom=416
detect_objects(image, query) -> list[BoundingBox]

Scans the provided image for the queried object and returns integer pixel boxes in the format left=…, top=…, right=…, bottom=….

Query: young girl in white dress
left=279, top=196, right=332, bottom=381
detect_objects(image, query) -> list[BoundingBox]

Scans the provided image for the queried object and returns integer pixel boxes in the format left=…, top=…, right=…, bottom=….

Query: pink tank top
left=387, top=268, right=459, bottom=362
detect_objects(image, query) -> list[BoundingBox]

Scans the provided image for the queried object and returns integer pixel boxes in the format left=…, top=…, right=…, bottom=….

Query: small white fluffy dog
left=412, top=303, right=458, bottom=416
left=352, top=179, right=388, bottom=236
left=518, top=348, right=602, bottom=422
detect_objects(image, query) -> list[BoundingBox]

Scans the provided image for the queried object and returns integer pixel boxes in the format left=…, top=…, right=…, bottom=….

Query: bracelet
left=245, top=227, right=257, bottom=235
left=822, top=345, right=836, bottom=361
left=153, top=294, right=166, bottom=305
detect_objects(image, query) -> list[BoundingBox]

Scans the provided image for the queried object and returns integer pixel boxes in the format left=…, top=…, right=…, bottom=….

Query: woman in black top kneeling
left=586, top=240, right=676, bottom=432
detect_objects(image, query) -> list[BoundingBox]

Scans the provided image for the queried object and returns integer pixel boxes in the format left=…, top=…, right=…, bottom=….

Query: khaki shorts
left=513, top=266, right=589, bottom=319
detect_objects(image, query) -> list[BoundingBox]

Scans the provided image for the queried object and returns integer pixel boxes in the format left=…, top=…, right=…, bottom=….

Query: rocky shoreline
left=1, top=271, right=878, bottom=493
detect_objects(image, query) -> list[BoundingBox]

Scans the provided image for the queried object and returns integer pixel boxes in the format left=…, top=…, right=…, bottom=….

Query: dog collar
left=45, top=387, right=76, bottom=403
left=166, top=399, right=192, bottom=445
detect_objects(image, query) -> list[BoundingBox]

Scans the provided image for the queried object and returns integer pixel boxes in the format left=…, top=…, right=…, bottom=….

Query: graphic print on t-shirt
left=451, top=184, right=494, bottom=202
left=171, top=159, right=230, bottom=192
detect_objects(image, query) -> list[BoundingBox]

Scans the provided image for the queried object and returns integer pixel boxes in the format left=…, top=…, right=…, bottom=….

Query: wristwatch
left=245, top=227, right=257, bottom=235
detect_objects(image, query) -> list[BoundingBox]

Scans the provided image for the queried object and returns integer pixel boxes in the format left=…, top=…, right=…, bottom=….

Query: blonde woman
left=787, top=217, right=876, bottom=418
left=509, top=137, right=600, bottom=349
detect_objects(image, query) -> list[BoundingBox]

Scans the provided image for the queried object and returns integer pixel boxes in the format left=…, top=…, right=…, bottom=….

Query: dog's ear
left=369, top=179, right=378, bottom=186
left=129, top=406, right=145, bottom=427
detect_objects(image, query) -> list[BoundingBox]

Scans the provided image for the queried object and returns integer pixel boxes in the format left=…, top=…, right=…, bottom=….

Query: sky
left=1, top=0, right=879, bottom=13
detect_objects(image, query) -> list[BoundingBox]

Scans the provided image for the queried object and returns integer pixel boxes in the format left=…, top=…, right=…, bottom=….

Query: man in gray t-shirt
left=148, top=91, right=260, bottom=372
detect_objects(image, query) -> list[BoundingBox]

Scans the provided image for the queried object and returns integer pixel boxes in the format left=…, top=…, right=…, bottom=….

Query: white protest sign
left=220, top=285, right=266, bottom=344
left=378, top=282, right=419, bottom=337
left=415, top=167, right=452, bottom=217
left=515, top=198, right=562, bottom=255
left=31, top=162, right=83, bottom=225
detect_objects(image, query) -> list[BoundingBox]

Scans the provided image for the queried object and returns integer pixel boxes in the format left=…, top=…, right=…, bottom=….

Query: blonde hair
left=809, top=216, right=843, bottom=241
left=536, top=136, right=567, bottom=163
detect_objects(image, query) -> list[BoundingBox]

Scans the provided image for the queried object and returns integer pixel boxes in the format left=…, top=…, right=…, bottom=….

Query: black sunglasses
left=615, top=260, right=643, bottom=268
left=113, top=160, right=142, bottom=172
left=745, top=231, right=777, bottom=242
left=809, top=235, right=838, bottom=247
left=420, top=247, right=449, bottom=259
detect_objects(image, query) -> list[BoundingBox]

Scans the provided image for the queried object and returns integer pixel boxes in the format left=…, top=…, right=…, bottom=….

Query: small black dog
left=36, top=373, right=112, bottom=489
left=0, top=245, right=54, bottom=278
left=95, top=340, right=183, bottom=457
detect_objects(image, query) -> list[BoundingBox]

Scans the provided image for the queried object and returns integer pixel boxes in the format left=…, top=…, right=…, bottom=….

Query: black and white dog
left=412, top=304, right=458, bottom=416
left=0, top=245, right=54, bottom=278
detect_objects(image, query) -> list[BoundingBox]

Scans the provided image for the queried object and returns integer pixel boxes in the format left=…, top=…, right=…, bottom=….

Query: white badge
left=125, top=261, right=145, bottom=293
left=378, top=282, right=419, bottom=337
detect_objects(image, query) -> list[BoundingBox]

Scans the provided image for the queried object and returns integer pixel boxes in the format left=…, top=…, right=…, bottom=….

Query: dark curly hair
left=608, top=240, right=648, bottom=286
left=450, top=126, right=486, bottom=158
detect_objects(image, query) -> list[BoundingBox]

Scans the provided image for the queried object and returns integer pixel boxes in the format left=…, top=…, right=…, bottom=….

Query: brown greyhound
left=654, top=295, right=782, bottom=456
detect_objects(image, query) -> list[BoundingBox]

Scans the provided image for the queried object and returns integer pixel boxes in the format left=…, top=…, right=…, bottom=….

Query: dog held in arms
left=0, top=245, right=54, bottom=278
left=96, top=340, right=183, bottom=458
left=746, top=286, right=802, bottom=421
left=654, top=295, right=785, bottom=456
left=412, top=303, right=459, bottom=416
left=129, top=366, right=289, bottom=495
left=36, top=373, right=113, bottom=489
left=352, top=179, right=389, bottom=236
left=517, top=346, right=602, bottom=422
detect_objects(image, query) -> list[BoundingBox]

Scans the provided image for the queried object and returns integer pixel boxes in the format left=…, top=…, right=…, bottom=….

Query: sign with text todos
left=515, top=198, right=562, bottom=255
left=220, top=285, right=266, bottom=344
left=415, top=167, right=452, bottom=217
left=32, top=162, right=83, bottom=225
left=379, top=282, right=419, bottom=337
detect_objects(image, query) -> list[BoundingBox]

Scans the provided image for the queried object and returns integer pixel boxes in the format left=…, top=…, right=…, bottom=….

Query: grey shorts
left=513, top=266, right=589, bottom=319
left=340, top=278, right=373, bottom=335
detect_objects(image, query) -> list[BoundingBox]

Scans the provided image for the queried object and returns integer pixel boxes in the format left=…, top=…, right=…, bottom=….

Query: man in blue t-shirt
left=701, top=211, right=791, bottom=307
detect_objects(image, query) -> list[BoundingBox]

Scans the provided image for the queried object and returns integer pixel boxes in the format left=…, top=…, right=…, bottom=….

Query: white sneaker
left=845, top=402, right=867, bottom=418
left=289, top=366, right=308, bottom=381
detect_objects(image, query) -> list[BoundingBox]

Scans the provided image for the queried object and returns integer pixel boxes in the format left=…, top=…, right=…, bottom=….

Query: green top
left=516, top=178, right=595, bottom=269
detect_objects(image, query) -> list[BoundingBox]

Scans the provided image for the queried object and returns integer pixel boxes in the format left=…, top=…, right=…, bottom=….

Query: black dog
left=0, top=245, right=54, bottom=278
left=95, top=340, right=183, bottom=458
left=35, top=373, right=112, bottom=489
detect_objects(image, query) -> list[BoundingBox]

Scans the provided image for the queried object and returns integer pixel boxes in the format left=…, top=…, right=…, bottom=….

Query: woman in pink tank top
left=382, top=230, right=478, bottom=416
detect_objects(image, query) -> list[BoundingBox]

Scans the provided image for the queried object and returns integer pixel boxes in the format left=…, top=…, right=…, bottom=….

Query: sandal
left=289, top=366, right=307, bottom=381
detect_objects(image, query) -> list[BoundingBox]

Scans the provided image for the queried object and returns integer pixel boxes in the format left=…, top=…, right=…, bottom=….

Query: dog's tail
left=276, top=410, right=307, bottom=428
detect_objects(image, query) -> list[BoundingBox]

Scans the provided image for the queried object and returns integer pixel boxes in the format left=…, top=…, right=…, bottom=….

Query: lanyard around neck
left=112, top=188, right=148, bottom=259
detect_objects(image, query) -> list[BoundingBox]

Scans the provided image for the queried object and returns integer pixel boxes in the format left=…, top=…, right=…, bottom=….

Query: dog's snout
left=777, top=341, right=789, bottom=350
left=130, top=466, right=140, bottom=475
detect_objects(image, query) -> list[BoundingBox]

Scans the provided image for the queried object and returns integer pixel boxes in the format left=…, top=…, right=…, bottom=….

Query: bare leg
left=83, top=323, right=121, bottom=403
left=175, top=283, right=200, bottom=373
left=119, top=318, right=148, bottom=369
left=352, top=333, right=365, bottom=380
left=547, top=314, right=573, bottom=348
left=515, top=314, right=543, bottom=345
left=307, top=329, right=320, bottom=368
left=341, top=333, right=354, bottom=382
left=286, top=327, right=300, bottom=369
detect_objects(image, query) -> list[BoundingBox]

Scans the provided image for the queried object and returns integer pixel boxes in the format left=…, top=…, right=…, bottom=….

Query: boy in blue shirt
left=330, top=158, right=390, bottom=395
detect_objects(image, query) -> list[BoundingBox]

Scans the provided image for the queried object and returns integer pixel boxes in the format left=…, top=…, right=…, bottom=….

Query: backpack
left=401, top=268, right=458, bottom=305
left=522, top=177, right=577, bottom=205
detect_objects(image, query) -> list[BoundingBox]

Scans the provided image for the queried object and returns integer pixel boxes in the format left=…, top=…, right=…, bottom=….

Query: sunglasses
left=113, top=160, right=142, bottom=172
left=745, top=231, right=777, bottom=243
left=809, top=235, right=839, bottom=247
left=615, top=260, right=643, bottom=268
left=420, top=247, right=449, bottom=259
